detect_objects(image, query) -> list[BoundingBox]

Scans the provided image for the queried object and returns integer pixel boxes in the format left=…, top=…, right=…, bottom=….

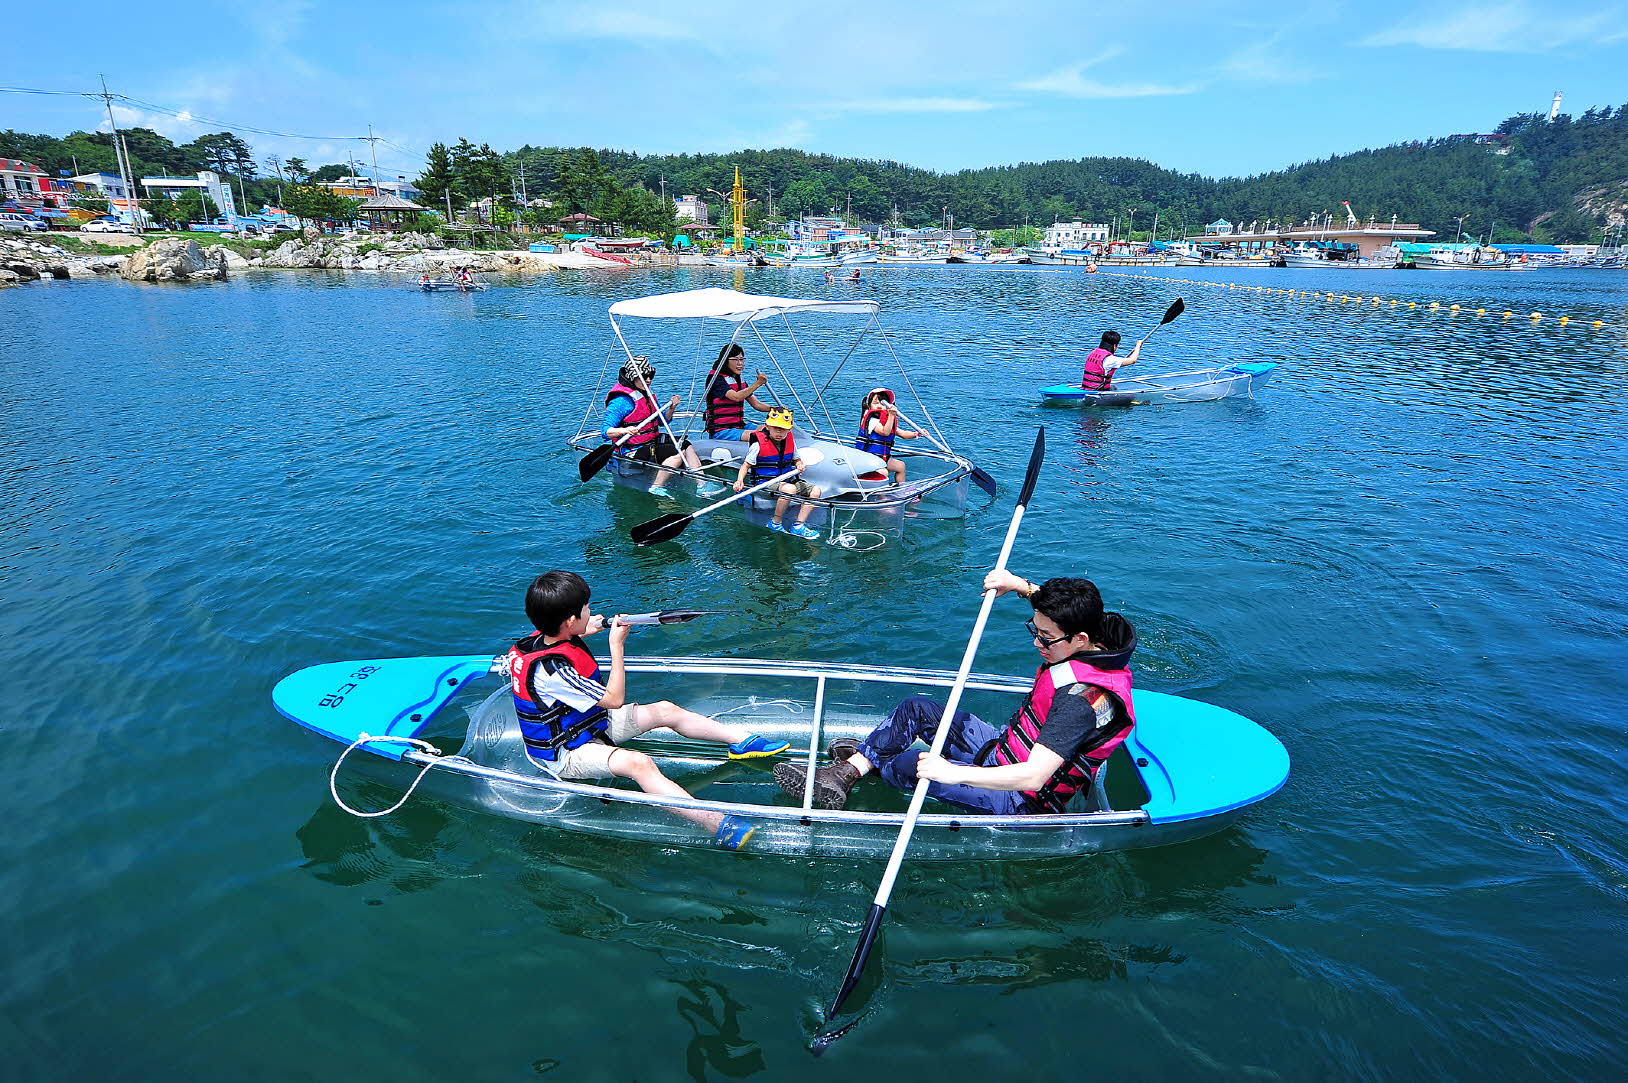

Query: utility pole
left=365, top=125, right=382, bottom=195
left=95, top=75, right=142, bottom=231
left=267, top=154, right=286, bottom=207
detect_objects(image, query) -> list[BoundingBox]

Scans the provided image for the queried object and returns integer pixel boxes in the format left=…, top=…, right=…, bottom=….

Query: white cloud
left=1217, top=36, right=1318, bottom=84
left=557, top=7, right=701, bottom=40
left=107, top=105, right=209, bottom=142
left=1362, top=1, right=1628, bottom=52
left=1017, top=49, right=1197, bottom=98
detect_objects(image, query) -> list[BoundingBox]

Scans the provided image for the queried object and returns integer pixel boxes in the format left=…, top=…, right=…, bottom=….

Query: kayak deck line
left=274, top=653, right=1290, bottom=859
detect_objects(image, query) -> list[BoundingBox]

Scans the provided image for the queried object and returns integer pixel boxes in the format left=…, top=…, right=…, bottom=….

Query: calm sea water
left=4, top=263, right=1625, bottom=1081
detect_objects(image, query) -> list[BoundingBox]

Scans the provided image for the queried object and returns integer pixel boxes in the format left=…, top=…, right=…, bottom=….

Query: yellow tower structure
left=731, top=167, right=746, bottom=252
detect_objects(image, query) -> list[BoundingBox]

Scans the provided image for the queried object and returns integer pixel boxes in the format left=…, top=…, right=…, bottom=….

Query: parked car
left=0, top=212, right=48, bottom=232
left=81, top=219, right=136, bottom=234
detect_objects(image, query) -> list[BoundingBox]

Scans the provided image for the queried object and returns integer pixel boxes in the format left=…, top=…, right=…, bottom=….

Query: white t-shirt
left=527, top=651, right=607, bottom=712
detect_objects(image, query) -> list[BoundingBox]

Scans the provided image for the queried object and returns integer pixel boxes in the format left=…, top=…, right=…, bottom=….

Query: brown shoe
left=827, top=738, right=859, bottom=765
left=773, top=760, right=861, bottom=810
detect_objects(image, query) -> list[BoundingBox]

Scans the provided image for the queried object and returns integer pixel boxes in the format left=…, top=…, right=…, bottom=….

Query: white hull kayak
left=274, top=654, right=1290, bottom=861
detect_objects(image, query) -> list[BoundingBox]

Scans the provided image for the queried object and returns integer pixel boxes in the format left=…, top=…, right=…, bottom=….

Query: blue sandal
left=714, top=815, right=756, bottom=850
left=727, top=734, right=791, bottom=760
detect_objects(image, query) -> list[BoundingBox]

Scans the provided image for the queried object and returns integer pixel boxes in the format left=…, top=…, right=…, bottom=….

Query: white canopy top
left=608, top=287, right=879, bottom=322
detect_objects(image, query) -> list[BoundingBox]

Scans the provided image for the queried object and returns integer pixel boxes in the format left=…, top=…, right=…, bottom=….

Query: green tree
left=416, top=142, right=457, bottom=211
left=186, top=132, right=256, bottom=177
left=284, top=156, right=310, bottom=182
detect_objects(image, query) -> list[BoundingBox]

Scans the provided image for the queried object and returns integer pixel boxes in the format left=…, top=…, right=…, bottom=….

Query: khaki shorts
left=548, top=704, right=644, bottom=779
left=775, top=478, right=818, bottom=498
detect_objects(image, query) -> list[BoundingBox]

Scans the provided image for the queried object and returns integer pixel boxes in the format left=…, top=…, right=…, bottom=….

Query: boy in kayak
left=508, top=570, right=790, bottom=849
left=1081, top=331, right=1143, bottom=391
left=603, top=355, right=725, bottom=500
left=774, top=570, right=1137, bottom=813
left=732, top=406, right=824, bottom=539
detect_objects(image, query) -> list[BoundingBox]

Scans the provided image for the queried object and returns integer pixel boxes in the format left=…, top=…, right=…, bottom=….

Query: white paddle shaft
left=868, top=498, right=1032, bottom=905
left=689, top=464, right=807, bottom=520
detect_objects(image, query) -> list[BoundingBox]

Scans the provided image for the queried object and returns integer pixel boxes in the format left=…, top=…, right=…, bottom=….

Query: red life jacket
left=706, top=374, right=745, bottom=434
left=748, top=428, right=797, bottom=482
left=606, top=381, right=658, bottom=447
left=507, top=633, right=609, bottom=763
left=854, top=408, right=895, bottom=458
left=1081, top=347, right=1116, bottom=391
left=990, top=657, right=1135, bottom=813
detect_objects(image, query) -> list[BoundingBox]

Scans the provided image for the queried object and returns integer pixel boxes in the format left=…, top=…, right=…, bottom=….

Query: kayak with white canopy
left=570, top=287, right=990, bottom=548
left=273, top=652, right=1290, bottom=861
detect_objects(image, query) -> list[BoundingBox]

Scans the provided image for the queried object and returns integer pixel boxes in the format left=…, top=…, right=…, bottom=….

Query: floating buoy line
left=1092, top=270, right=1615, bottom=331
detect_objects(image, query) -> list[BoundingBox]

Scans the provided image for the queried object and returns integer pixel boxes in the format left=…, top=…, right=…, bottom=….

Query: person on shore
left=853, top=387, right=921, bottom=484
left=774, top=570, right=1137, bottom=813
left=1081, top=331, right=1141, bottom=391
left=732, top=406, right=824, bottom=539
left=602, top=356, right=724, bottom=500
left=704, top=344, right=773, bottom=440
left=509, top=571, right=789, bottom=849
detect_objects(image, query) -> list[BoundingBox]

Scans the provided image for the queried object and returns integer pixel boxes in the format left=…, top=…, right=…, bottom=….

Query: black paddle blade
left=969, top=465, right=998, bottom=497
left=656, top=608, right=711, bottom=624
left=578, top=443, right=615, bottom=482
left=829, top=902, right=887, bottom=1018
left=630, top=513, right=694, bottom=547
left=1161, top=297, right=1185, bottom=325
left=1015, top=428, right=1046, bottom=508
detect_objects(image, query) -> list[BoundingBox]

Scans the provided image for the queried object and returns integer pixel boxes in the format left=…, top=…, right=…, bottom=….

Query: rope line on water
left=1091, top=270, right=1618, bottom=331
left=329, top=733, right=454, bottom=818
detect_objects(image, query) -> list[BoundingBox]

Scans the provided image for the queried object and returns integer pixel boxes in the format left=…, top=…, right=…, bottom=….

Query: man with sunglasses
left=774, top=569, right=1137, bottom=813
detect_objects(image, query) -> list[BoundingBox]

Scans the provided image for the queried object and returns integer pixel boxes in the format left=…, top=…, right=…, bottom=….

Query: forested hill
left=511, top=105, right=1628, bottom=243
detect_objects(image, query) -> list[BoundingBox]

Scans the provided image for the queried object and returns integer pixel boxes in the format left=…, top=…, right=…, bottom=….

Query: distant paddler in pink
left=1080, top=330, right=1142, bottom=392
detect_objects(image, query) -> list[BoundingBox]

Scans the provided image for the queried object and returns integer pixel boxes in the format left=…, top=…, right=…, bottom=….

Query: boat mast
left=732, top=167, right=746, bottom=253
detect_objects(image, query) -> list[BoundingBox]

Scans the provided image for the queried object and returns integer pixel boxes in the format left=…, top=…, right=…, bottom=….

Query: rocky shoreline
left=1, top=229, right=642, bottom=288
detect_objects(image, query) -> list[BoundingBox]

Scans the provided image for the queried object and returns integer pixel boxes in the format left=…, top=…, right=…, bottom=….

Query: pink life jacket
left=1081, top=347, right=1116, bottom=391
left=606, top=381, right=658, bottom=447
left=990, top=657, right=1136, bottom=813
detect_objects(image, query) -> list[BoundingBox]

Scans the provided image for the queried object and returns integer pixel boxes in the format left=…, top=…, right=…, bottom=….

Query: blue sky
left=6, top=0, right=1628, bottom=180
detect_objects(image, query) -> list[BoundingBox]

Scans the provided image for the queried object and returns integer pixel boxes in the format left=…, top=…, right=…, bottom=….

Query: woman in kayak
left=1081, top=330, right=1143, bottom=391
left=703, top=344, right=773, bottom=440
left=853, top=387, right=921, bottom=483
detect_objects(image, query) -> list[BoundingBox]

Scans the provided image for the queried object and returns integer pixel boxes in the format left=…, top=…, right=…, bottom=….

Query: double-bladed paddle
left=577, top=410, right=668, bottom=482
left=629, top=456, right=820, bottom=546
left=1140, top=297, right=1185, bottom=346
left=615, top=609, right=717, bottom=626
left=826, top=427, right=1047, bottom=1019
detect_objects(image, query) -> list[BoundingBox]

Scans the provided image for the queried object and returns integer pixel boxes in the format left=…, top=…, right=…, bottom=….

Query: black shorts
left=628, top=435, right=688, bottom=463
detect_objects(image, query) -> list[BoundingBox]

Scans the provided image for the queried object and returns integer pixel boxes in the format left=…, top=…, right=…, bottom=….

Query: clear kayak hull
left=1039, top=363, right=1278, bottom=406
left=274, top=654, right=1290, bottom=861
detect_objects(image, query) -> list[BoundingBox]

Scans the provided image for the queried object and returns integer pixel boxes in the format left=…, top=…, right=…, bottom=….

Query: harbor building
left=0, top=157, right=50, bottom=210
left=1186, top=214, right=1434, bottom=257
left=1044, top=220, right=1110, bottom=246
left=141, top=170, right=238, bottom=219
left=674, top=195, right=708, bottom=225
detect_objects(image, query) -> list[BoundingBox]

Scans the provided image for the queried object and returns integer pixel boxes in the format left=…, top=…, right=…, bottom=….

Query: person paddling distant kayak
left=508, top=571, right=788, bottom=849
left=1081, top=330, right=1143, bottom=391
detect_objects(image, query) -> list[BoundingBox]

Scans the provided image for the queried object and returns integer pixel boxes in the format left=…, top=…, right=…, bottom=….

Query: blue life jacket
left=749, top=429, right=797, bottom=483
left=507, top=633, right=608, bottom=763
left=854, top=408, right=895, bottom=459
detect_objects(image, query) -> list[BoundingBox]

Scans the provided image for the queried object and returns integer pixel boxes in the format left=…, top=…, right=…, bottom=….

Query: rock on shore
left=121, top=238, right=228, bottom=282
left=0, top=236, right=125, bottom=286
left=258, top=230, right=610, bottom=272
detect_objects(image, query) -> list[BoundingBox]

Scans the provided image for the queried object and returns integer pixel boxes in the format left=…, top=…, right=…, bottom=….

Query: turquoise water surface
left=4, top=263, right=1626, bottom=1080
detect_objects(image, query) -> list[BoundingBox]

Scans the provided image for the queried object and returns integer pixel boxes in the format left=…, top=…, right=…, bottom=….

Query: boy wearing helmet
left=732, top=407, right=824, bottom=539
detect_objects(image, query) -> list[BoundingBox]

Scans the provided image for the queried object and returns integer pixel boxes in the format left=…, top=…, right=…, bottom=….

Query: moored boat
left=274, top=652, right=1290, bottom=860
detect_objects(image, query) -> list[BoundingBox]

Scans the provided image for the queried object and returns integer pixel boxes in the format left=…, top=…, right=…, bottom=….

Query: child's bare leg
left=629, top=700, right=750, bottom=746
left=888, top=458, right=907, bottom=483
left=795, top=485, right=822, bottom=524
left=607, top=746, right=722, bottom=833
left=773, top=485, right=793, bottom=521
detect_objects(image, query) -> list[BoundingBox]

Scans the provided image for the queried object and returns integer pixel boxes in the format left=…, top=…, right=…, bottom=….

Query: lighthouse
left=1549, top=90, right=1563, bottom=121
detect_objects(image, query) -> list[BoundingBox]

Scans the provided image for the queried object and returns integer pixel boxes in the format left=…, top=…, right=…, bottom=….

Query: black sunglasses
left=1025, top=618, right=1075, bottom=648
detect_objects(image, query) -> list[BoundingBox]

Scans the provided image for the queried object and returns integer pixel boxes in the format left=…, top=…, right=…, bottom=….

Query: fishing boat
left=273, top=652, right=1289, bottom=860
left=1038, top=363, right=1279, bottom=406
left=1403, top=243, right=1510, bottom=270
left=1280, top=242, right=1404, bottom=269
left=567, top=287, right=988, bottom=547
left=877, top=248, right=948, bottom=265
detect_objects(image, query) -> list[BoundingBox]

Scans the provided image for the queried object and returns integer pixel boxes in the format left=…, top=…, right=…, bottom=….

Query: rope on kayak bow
left=329, top=733, right=447, bottom=818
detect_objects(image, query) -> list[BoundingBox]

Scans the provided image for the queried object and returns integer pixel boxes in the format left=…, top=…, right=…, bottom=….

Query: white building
left=72, top=172, right=134, bottom=202
left=324, top=175, right=423, bottom=201
left=674, top=195, right=708, bottom=226
left=141, top=170, right=238, bottom=219
left=0, top=157, right=48, bottom=208
left=1043, top=220, right=1110, bottom=246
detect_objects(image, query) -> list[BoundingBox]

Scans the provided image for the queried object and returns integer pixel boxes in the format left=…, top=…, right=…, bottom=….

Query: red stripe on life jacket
left=854, top=408, right=896, bottom=458
left=706, top=376, right=746, bottom=434
left=990, top=658, right=1135, bottom=813
left=508, top=634, right=609, bottom=762
left=748, top=428, right=797, bottom=482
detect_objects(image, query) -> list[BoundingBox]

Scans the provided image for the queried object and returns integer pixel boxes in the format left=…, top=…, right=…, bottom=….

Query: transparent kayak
left=1039, top=362, right=1278, bottom=406
left=274, top=654, right=1290, bottom=861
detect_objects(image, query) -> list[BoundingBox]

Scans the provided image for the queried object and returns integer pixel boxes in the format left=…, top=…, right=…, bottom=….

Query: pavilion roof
left=358, top=192, right=426, bottom=211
